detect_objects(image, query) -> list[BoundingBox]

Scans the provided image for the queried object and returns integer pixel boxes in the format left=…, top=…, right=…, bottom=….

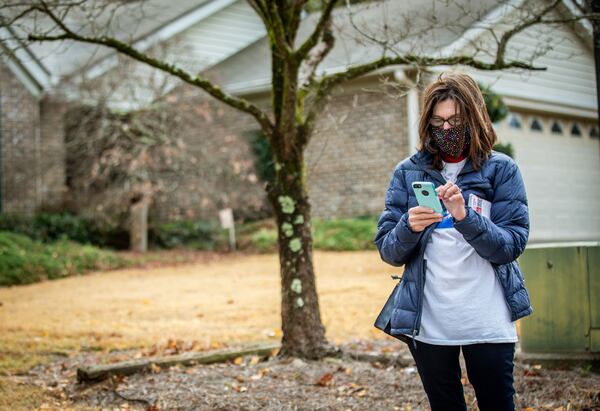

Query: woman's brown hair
left=417, top=71, right=497, bottom=170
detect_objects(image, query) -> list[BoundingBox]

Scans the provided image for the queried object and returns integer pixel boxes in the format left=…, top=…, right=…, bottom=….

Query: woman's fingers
left=410, top=206, right=442, bottom=216
left=436, top=182, right=452, bottom=198
left=409, top=207, right=442, bottom=218
left=437, top=182, right=462, bottom=200
left=447, top=193, right=463, bottom=202
left=408, top=209, right=443, bottom=232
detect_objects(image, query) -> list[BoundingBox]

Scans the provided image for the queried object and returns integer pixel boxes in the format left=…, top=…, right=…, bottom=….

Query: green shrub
left=250, top=228, right=278, bottom=253
left=0, top=212, right=128, bottom=249
left=312, top=215, right=379, bottom=251
left=493, top=142, right=514, bottom=158
left=0, top=231, right=129, bottom=287
left=479, top=82, right=508, bottom=124
left=238, top=215, right=379, bottom=253
left=148, top=219, right=226, bottom=250
left=247, top=129, right=275, bottom=185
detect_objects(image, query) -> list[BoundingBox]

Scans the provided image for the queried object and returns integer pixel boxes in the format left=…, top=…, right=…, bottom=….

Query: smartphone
left=411, top=181, right=444, bottom=214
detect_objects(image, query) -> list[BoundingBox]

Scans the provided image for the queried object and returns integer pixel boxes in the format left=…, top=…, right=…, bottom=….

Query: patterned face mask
left=430, top=124, right=470, bottom=157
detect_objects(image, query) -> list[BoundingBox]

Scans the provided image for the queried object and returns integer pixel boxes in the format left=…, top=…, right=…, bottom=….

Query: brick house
left=1, top=0, right=598, bottom=243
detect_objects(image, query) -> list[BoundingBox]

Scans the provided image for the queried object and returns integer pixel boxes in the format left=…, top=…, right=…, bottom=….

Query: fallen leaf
left=524, top=369, right=540, bottom=377
left=233, top=385, right=247, bottom=392
left=315, top=372, right=334, bottom=387
left=356, top=388, right=368, bottom=397
left=233, top=356, right=243, bottom=365
left=336, top=365, right=352, bottom=375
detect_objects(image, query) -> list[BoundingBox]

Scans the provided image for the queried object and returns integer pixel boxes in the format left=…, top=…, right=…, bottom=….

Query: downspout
left=394, top=69, right=419, bottom=155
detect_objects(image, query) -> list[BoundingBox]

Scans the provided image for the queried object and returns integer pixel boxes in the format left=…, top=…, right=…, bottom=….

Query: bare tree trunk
left=130, top=196, right=149, bottom=252
left=266, top=147, right=340, bottom=359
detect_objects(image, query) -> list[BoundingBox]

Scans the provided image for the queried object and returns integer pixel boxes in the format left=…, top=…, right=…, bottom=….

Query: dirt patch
left=7, top=339, right=600, bottom=411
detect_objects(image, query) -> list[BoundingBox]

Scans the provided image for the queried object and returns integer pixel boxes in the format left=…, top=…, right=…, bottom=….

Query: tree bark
left=265, top=143, right=340, bottom=359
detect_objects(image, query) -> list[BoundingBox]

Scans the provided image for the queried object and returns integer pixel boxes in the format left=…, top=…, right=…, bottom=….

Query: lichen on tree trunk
left=266, top=149, right=340, bottom=359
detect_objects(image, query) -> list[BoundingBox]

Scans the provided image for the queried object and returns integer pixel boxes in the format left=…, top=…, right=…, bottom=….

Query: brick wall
left=146, top=87, right=274, bottom=224
left=0, top=62, right=69, bottom=215
left=39, top=95, right=69, bottom=212
left=0, top=61, right=41, bottom=214
left=147, top=79, right=409, bottom=223
left=306, top=86, right=408, bottom=219
left=58, top=77, right=407, bottom=225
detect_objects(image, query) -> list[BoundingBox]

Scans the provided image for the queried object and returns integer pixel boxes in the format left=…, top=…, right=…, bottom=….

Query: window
left=590, top=126, right=599, bottom=139
left=550, top=120, right=563, bottom=135
left=571, top=123, right=582, bottom=137
left=507, top=113, right=522, bottom=129
left=530, top=117, right=543, bottom=132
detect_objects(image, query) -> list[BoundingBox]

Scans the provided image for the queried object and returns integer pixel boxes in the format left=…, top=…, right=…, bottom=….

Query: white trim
left=1, top=53, right=43, bottom=98
left=0, top=27, right=53, bottom=92
left=502, top=96, right=598, bottom=120
left=440, top=0, right=592, bottom=58
left=562, top=0, right=594, bottom=38
left=222, top=76, right=271, bottom=95
left=224, top=63, right=404, bottom=95
left=526, top=241, right=600, bottom=249
left=80, top=0, right=239, bottom=81
left=394, top=69, right=419, bottom=155
left=439, top=0, right=526, bottom=58
left=407, top=88, right=420, bottom=155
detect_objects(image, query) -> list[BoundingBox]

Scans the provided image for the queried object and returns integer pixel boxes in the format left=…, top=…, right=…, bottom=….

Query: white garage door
left=493, top=111, right=600, bottom=243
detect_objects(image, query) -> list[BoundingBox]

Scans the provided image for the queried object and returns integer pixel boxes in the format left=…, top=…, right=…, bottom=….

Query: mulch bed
left=8, top=339, right=600, bottom=411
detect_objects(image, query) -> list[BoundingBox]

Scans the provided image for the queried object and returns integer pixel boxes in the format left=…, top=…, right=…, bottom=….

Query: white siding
left=170, top=1, right=266, bottom=73
left=73, top=0, right=265, bottom=110
left=456, top=4, right=596, bottom=113
left=494, top=113, right=600, bottom=243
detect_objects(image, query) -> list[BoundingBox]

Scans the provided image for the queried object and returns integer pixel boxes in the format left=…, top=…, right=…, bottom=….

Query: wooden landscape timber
left=77, top=342, right=282, bottom=383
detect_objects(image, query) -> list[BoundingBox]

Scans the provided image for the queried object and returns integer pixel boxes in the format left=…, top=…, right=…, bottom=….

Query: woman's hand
left=436, top=182, right=466, bottom=221
left=407, top=206, right=443, bottom=232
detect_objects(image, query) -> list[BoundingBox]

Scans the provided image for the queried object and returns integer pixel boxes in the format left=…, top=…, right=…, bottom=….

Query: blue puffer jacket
left=373, top=149, right=533, bottom=347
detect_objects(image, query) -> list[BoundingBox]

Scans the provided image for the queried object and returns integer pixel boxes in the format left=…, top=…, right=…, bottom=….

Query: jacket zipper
left=408, top=159, right=482, bottom=350
left=407, top=161, right=475, bottom=350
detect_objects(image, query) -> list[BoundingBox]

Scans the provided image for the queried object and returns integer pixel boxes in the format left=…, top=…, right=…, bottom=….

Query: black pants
left=407, top=339, right=516, bottom=411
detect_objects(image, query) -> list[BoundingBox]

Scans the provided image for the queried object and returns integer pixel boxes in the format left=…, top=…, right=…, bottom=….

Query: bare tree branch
left=287, top=0, right=309, bottom=44
left=295, top=0, right=340, bottom=60
left=495, top=0, right=562, bottom=66
left=17, top=1, right=274, bottom=134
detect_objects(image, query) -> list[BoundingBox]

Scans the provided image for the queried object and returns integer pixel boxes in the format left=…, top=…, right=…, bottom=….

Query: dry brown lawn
left=5, top=250, right=589, bottom=411
left=0, top=250, right=399, bottom=374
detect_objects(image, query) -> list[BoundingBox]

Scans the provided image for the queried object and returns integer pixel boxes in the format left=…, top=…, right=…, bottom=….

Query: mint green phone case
left=411, top=181, right=444, bottom=214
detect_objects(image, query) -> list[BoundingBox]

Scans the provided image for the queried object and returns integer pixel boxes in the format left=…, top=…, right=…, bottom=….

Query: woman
left=373, top=71, right=533, bottom=411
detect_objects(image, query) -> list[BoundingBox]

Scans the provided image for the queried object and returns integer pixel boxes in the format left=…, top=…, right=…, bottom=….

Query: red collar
left=440, top=152, right=467, bottom=163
